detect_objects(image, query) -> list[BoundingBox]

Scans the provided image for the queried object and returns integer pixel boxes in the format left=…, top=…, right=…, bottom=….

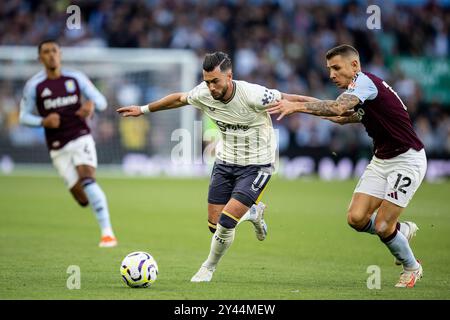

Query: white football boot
left=395, top=221, right=419, bottom=265
left=248, top=202, right=268, bottom=241
left=190, top=265, right=215, bottom=282
left=395, top=262, right=423, bottom=288
left=99, top=235, right=118, bottom=248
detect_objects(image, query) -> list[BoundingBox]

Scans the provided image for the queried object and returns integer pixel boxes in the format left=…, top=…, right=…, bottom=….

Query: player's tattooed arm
left=281, top=93, right=320, bottom=103
left=300, top=93, right=360, bottom=116
left=268, top=93, right=360, bottom=120
left=321, top=112, right=361, bottom=125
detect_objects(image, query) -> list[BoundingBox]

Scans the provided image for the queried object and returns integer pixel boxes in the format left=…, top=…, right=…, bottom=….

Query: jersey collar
left=220, top=81, right=236, bottom=104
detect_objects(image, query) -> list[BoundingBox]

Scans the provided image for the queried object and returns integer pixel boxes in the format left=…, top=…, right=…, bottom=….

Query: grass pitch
left=0, top=174, right=449, bottom=300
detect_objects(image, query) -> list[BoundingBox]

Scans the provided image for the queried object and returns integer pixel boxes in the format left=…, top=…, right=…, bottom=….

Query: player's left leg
left=207, top=203, right=225, bottom=234
left=352, top=157, right=420, bottom=238
left=76, top=164, right=117, bottom=247
left=208, top=202, right=263, bottom=233
left=347, top=192, right=383, bottom=233
left=73, top=135, right=117, bottom=247
left=232, top=165, right=272, bottom=241
left=191, top=198, right=250, bottom=282
left=375, top=201, right=422, bottom=287
left=375, top=149, right=427, bottom=287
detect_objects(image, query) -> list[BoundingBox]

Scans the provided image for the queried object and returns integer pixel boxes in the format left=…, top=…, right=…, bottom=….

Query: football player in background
left=20, top=39, right=117, bottom=248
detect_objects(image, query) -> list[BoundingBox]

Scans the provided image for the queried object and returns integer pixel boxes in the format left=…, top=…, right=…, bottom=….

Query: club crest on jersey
left=239, top=107, right=249, bottom=116
left=347, top=74, right=359, bottom=92
left=65, top=80, right=76, bottom=93
left=347, top=82, right=356, bottom=92
left=52, top=140, right=61, bottom=148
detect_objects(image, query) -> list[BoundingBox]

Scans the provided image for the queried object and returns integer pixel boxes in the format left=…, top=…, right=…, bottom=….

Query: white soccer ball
left=120, top=251, right=158, bottom=288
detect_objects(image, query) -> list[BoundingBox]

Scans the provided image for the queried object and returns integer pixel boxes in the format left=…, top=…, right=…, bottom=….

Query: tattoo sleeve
left=301, top=93, right=360, bottom=116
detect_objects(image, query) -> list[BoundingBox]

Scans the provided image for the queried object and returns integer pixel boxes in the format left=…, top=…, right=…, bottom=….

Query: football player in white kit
left=117, top=52, right=314, bottom=282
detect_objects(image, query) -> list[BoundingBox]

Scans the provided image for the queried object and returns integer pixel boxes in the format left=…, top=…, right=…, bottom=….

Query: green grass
left=0, top=174, right=449, bottom=300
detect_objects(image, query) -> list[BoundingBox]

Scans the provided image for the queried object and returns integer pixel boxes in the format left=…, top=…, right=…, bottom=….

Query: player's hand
left=321, top=116, right=347, bottom=125
left=76, top=101, right=95, bottom=119
left=267, top=99, right=301, bottom=121
left=116, top=106, right=143, bottom=117
left=42, top=113, right=60, bottom=129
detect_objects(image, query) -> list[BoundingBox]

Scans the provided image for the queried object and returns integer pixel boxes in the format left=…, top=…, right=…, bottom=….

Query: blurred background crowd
left=0, top=0, right=449, bottom=164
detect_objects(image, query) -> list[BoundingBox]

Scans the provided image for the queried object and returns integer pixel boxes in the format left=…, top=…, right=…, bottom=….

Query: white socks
left=83, top=182, right=114, bottom=237
left=203, top=224, right=235, bottom=270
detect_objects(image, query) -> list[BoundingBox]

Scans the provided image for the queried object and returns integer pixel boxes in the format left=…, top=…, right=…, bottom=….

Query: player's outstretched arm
left=116, top=92, right=189, bottom=117
left=321, top=112, right=361, bottom=125
left=268, top=93, right=360, bottom=120
left=281, top=93, right=320, bottom=103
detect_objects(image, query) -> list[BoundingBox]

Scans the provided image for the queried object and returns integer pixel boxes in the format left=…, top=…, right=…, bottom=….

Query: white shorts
left=49, top=135, right=97, bottom=189
left=354, top=148, right=427, bottom=208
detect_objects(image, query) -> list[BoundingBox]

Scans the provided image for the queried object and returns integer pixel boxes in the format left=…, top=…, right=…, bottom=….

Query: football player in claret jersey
left=117, top=51, right=315, bottom=282
left=20, top=40, right=117, bottom=248
left=268, top=45, right=426, bottom=288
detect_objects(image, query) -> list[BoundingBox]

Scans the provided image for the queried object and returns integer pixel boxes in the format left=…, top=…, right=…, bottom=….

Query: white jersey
left=187, top=80, right=281, bottom=166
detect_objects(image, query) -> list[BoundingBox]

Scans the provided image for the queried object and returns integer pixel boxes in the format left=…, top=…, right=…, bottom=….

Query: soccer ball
left=120, top=251, right=158, bottom=288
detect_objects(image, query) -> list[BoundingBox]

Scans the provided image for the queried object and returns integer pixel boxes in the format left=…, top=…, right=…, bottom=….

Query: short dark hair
left=203, top=52, right=232, bottom=72
left=38, top=39, right=59, bottom=54
left=326, top=44, right=359, bottom=60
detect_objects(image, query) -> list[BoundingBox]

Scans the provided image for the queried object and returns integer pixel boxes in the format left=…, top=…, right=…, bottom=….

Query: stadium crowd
left=0, top=0, right=449, bottom=161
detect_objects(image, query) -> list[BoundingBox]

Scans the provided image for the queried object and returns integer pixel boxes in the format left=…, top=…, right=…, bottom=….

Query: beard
left=211, top=85, right=228, bottom=101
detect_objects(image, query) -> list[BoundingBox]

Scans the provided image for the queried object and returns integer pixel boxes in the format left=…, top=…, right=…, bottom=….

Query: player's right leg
left=347, top=192, right=383, bottom=233
left=205, top=162, right=234, bottom=234
left=207, top=203, right=225, bottom=234
left=191, top=198, right=250, bottom=282
left=192, top=162, right=234, bottom=282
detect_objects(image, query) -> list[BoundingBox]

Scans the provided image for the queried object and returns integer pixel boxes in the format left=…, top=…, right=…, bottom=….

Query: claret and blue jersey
left=20, top=68, right=107, bottom=150
left=345, top=71, right=424, bottom=159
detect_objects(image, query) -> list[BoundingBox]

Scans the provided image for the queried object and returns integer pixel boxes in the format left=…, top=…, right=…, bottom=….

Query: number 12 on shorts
left=393, top=173, right=412, bottom=194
